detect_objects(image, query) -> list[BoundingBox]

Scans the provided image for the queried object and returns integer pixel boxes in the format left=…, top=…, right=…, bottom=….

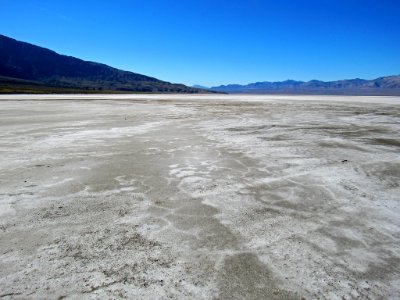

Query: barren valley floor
left=0, top=94, right=399, bottom=299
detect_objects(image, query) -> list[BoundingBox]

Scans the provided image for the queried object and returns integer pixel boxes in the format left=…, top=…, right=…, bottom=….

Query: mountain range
left=0, top=34, right=211, bottom=94
left=1, top=34, right=399, bottom=95
left=209, top=76, right=400, bottom=95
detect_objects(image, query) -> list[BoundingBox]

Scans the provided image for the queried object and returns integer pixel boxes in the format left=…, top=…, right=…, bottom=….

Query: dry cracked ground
left=0, top=94, right=399, bottom=299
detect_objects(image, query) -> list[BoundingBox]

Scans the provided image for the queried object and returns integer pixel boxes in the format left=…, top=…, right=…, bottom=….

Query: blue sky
left=1, top=0, right=399, bottom=86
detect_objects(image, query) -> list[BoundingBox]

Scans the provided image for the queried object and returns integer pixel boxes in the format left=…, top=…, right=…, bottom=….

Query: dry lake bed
left=0, top=94, right=399, bottom=299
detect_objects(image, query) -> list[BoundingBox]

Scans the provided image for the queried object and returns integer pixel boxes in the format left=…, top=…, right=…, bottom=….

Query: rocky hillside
left=0, top=34, right=211, bottom=94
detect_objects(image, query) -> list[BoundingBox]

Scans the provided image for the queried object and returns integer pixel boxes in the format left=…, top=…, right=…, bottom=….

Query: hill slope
left=210, top=76, right=400, bottom=95
left=0, top=34, right=209, bottom=93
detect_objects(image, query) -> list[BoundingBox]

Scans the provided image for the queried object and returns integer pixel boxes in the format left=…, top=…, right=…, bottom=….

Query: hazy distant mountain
left=0, top=34, right=212, bottom=94
left=210, top=76, right=400, bottom=95
left=192, top=84, right=209, bottom=89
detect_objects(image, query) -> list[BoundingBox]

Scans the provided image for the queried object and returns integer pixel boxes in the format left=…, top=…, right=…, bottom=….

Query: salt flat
left=0, top=94, right=399, bottom=299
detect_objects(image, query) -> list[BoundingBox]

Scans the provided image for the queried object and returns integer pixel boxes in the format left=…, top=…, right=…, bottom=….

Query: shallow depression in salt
left=0, top=94, right=399, bottom=299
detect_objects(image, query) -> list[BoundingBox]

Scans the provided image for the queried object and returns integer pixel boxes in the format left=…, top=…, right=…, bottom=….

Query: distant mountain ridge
left=192, top=84, right=209, bottom=90
left=210, top=76, right=400, bottom=95
left=0, top=34, right=212, bottom=93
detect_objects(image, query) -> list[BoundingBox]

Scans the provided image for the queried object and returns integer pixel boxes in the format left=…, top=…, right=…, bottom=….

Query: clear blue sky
left=1, top=0, right=399, bottom=86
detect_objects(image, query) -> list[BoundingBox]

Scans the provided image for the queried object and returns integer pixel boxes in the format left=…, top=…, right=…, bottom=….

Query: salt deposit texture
left=0, top=94, right=399, bottom=299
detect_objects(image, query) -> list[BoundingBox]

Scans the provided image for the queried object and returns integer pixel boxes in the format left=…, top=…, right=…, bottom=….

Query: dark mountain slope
left=0, top=34, right=210, bottom=93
